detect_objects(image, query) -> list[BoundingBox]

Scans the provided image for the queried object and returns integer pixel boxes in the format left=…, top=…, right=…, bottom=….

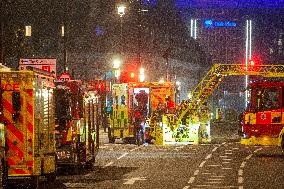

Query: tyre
left=1, top=159, right=8, bottom=189
left=31, top=176, right=39, bottom=189
left=46, top=156, right=57, bottom=182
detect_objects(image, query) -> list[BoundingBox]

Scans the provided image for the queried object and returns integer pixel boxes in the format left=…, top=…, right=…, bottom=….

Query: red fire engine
left=241, top=80, right=284, bottom=149
left=54, top=80, right=99, bottom=171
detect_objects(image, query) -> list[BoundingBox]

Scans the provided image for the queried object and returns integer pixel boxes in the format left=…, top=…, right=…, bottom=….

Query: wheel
left=46, top=156, right=57, bottom=182
left=1, top=159, right=8, bottom=189
left=31, top=176, right=39, bottom=189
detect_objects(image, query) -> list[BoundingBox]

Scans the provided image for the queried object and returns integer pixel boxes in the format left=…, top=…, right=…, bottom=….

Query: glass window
left=256, top=87, right=279, bottom=111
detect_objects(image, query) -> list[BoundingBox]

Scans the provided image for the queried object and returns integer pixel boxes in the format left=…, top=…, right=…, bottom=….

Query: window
left=256, top=87, right=279, bottom=111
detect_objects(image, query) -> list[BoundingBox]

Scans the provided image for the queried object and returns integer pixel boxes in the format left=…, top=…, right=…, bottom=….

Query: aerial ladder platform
left=177, top=64, right=284, bottom=126
left=153, top=64, right=284, bottom=145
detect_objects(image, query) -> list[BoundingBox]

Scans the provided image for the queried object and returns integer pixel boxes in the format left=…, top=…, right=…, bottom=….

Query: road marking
left=199, top=160, right=206, bottom=167
left=207, top=164, right=221, bottom=167
left=194, top=170, right=200, bottom=176
left=205, top=154, right=212, bottom=159
left=240, top=162, right=246, bottom=168
left=220, top=156, right=228, bottom=158
left=130, top=146, right=143, bottom=152
left=117, top=152, right=128, bottom=159
left=188, top=177, right=195, bottom=184
left=123, top=177, right=147, bottom=185
left=222, top=142, right=226, bottom=145
left=205, top=181, right=222, bottom=184
left=212, top=147, right=218, bottom=152
left=104, top=161, right=114, bottom=167
left=225, top=152, right=233, bottom=155
left=238, top=169, right=243, bottom=176
left=202, top=172, right=212, bottom=175
left=211, top=175, right=225, bottom=178
left=222, top=167, right=232, bottom=170
left=222, top=162, right=230, bottom=164
left=183, top=186, right=190, bottom=189
left=225, top=149, right=233, bottom=152
left=233, top=148, right=239, bottom=150
left=223, top=158, right=232, bottom=161
left=245, top=154, right=253, bottom=160
left=238, top=177, right=243, bottom=184
left=208, top=178, right=222, bottom=181
left=254, top=148, right=262, bottom=153
left=239, top=186, right=244, bottom=189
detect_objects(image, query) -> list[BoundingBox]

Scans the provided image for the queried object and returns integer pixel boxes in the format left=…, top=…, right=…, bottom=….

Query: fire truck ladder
left=177, top=64, right=284, bottom=125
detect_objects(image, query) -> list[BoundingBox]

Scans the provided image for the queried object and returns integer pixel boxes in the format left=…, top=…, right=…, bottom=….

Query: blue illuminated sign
left=204, top=19, right=237, bottom=28
left=176, top=0, right=284, bottom=9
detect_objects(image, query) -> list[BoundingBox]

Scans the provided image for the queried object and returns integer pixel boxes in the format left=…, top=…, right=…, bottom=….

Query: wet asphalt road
left=7, top=140, right=284, bottom=189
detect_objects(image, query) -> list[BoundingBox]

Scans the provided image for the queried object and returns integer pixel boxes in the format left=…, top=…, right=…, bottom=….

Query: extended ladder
left=177, top=64, right=284, bottom=125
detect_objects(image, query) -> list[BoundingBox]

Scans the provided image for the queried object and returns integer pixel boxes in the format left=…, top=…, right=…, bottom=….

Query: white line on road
left=208, top=178, right=223, bottom=181
left=104, top=161, right=114, bottom=167
left=238, top=169, right=243, bottom=176
left=130, top=146, right=143, bottom=152
left=245, top=154, right=253, bottom=160
left=183, top=186, right=190, bottom=189
left=239, top=186, right=244, bottom=189
left=222, top=162, right=231, bottom=164
left=254, top=148, right=262, bottom=153
left=194, top=170, right=200, bottom=176
left=225, top=153, right=233, bottom=155
left=222, top=142, right=226, bottom=145
left=240, top=162, right=246, bottom=168
left=199, top=160, right=206, bottom=167
left=188, top=177, right=195, bottom=184
left=220, top=156, right=228, bottom=158
left=205, top=154, right=212, bottom=159
left=212, top=147, right=218, bottom=152
left=207, top=164, right=221, bottom=167
left=117, top=152, right=128, bottom=159
left=123, top=177, right=147, bottom=185
left=238, top=177, right=244, bottom=184
left=223, top=159, right=232, bottom=161
left=202, top=172, right=212, bottom=175
left=222, top=167, right=232, bottom=170
left=211, top=175, right=225, bottom=178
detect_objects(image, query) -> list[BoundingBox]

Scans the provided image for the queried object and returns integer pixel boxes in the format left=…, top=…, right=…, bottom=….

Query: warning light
left=249, top=60, right=255, bottom=66
left=130, top=72, right=135, bottom=78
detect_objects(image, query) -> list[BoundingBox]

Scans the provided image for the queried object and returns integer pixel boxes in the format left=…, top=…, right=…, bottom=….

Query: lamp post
left=117, top=4, right=126, bottom=54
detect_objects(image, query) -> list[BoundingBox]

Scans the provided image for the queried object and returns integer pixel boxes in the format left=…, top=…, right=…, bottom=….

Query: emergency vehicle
left=108, top=82, right=175, bottom=143
left=241, top=80, right=284, bottom=149
left=0, top=67, right=56, bottom=188
left=54, top=80, right=99, bottom=171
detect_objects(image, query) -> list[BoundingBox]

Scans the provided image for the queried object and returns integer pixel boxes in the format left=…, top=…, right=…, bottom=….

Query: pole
left=138, top=0, right=142, bottom=68
left=0, top=22, right=4, bottom=64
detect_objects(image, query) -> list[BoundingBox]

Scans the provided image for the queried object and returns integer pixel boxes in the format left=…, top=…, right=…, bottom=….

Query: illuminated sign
left=204, top=19, right=237, bottom=28
left=176, top=0, right=284, bottom=9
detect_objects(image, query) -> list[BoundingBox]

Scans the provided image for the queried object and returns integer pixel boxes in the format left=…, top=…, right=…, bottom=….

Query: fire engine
left=54, top=80, right=99, bottom=172
left=157, top=64, right=284, bottom=145
left=241, top=80, right=284, bottom=149
left=0, top=67, right=56, bottom=188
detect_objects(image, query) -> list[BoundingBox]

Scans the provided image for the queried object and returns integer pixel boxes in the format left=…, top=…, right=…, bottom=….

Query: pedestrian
left=140, top=117, right=148, bottom=145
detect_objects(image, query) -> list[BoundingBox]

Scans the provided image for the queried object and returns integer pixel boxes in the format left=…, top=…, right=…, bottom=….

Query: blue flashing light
left=176, top=0, right=284, bottom=9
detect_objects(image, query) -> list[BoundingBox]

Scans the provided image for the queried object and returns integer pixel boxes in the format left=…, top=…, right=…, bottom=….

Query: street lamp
left=117, top=4, right=126, bottom=54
